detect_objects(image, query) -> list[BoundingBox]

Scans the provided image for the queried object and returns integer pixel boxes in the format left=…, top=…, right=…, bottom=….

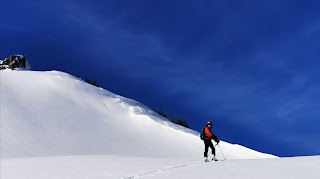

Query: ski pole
left=217, top=143, right=226, bottom=161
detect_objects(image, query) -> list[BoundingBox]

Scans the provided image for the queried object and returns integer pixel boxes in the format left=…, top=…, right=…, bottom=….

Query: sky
left=1, top=0, right=320, bottom=157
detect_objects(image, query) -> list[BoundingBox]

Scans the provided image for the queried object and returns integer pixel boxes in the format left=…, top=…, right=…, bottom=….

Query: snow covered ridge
left=0, top=70, right=277, bottom=160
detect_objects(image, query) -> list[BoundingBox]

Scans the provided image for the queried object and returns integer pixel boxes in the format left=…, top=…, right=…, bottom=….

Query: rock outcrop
left=0, top=54, right=31, bottom=70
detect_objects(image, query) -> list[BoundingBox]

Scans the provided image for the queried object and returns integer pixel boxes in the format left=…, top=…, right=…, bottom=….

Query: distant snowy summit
left=0, top=54, right=31, bottom=70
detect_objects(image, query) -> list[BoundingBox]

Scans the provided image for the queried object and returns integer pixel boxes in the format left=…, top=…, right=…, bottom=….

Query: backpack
left=200, top=128, right=206, bottom=140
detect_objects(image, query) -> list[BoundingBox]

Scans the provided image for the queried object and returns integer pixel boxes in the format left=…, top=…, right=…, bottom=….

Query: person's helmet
left=207, top=121, right=212, bottom=125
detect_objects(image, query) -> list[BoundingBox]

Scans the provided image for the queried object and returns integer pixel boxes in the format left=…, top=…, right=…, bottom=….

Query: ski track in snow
left=122, top=161, right=204, bottom=179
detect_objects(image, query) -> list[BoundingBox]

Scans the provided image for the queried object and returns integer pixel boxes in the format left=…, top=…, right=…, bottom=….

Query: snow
left=1, top=70, right=319, bottom=178
left=2, top=155, right=320, bottom=178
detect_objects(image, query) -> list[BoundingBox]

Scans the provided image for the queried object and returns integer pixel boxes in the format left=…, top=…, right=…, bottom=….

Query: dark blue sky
left=1, top=0, right=320, bottom=157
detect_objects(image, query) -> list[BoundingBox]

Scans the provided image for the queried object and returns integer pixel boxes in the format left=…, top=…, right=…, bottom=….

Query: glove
left=216, top=139, right=220, bottom=144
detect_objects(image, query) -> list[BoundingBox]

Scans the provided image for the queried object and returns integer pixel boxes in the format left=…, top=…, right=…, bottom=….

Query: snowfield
left=2, top=155, right=320, bottom=179
left=1, top=70, right=319, bottom=178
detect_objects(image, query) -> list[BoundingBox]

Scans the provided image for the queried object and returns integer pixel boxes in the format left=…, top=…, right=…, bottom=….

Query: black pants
left=204, top=140, right=215, bottom=157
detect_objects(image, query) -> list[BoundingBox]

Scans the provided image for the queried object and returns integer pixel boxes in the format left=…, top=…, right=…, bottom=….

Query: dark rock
left=0, top=55, right=31, bottom=70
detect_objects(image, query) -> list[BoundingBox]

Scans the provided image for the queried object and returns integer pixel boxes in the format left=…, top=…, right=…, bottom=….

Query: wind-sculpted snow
left=0, top=70, right=276, bottom=160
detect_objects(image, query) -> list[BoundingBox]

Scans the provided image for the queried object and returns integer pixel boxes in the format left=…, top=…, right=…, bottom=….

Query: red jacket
left=204, top=127, right=218, bottom=141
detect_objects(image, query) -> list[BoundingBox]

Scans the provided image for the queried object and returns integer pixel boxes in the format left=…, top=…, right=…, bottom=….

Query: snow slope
left=3, top=70, right=310, bottom=178
left=0, top=70, right=275, bottom=160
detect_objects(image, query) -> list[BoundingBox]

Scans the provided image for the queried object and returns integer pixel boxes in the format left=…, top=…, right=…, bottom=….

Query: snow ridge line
left=122, top=161, right=204, bottom=179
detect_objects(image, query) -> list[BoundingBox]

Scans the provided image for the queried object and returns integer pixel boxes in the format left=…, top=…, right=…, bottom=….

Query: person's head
left=207, top=121, right=212, bottom=128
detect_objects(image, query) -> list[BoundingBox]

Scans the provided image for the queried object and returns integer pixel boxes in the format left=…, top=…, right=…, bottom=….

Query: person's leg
left=204, top=140, right=210, bottom=162
left=209, top=141, right=215, bottom=156
left=204, top=141, right=209, bottom=157
left=209, top=141, right=218, bottom=161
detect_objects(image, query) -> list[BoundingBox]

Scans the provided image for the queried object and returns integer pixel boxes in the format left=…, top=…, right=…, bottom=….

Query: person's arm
left=211, top=134, right=218, bottom=142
